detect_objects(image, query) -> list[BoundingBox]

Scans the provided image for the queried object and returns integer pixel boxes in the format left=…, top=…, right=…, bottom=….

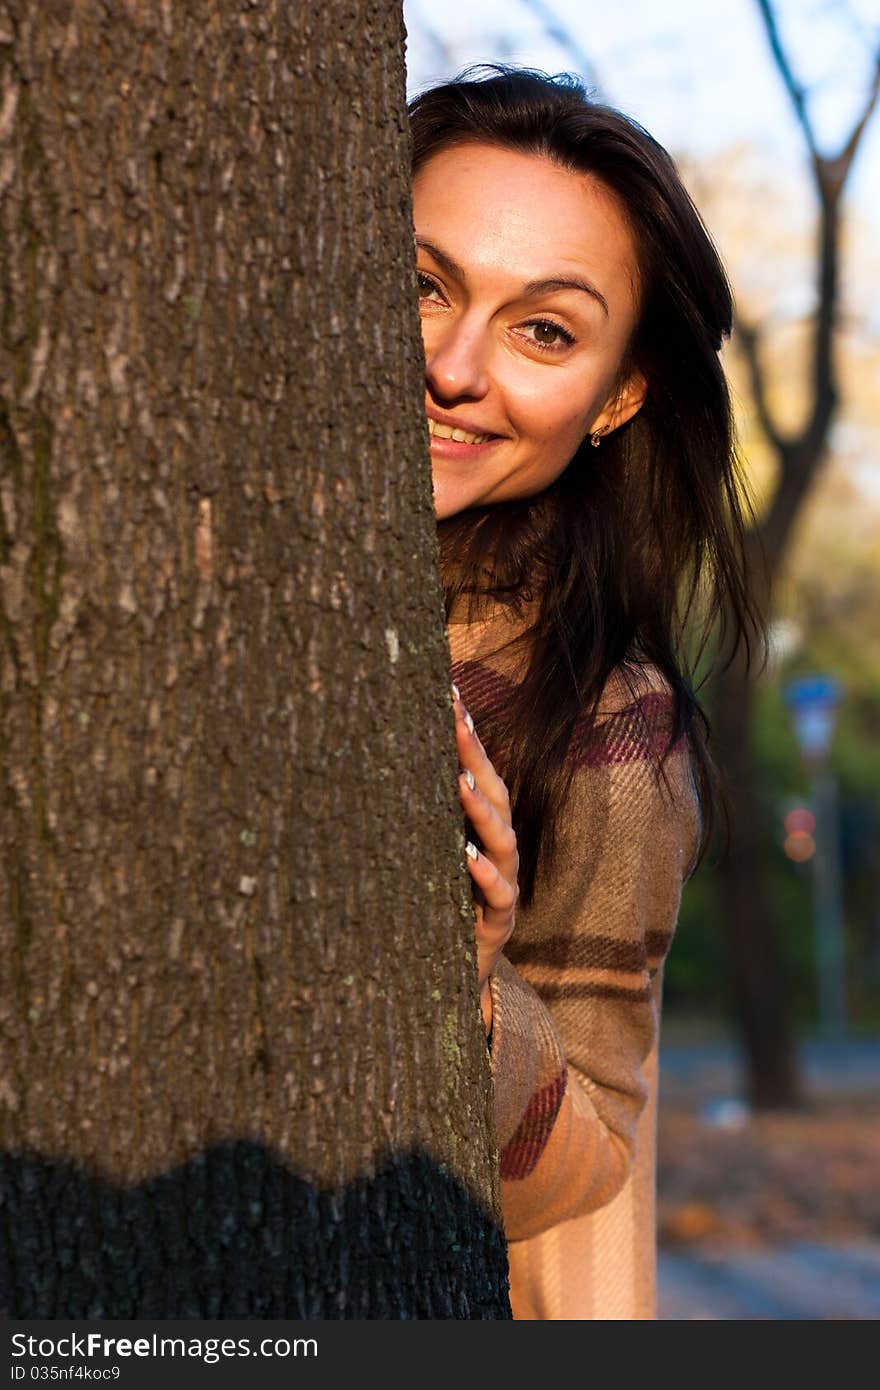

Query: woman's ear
left=594, top=369, right=647, bottom=436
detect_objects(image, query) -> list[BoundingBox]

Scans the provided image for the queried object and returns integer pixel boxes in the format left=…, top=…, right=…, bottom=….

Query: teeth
left=427, top=418, right=492, bottom=445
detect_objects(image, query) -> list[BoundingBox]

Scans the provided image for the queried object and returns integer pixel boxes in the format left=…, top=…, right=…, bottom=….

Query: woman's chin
left=431, top=478, right=472, bottom=522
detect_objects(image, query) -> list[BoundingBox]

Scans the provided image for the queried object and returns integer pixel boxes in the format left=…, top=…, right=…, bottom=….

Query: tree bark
left=0, top=0, right=510, bottom=1318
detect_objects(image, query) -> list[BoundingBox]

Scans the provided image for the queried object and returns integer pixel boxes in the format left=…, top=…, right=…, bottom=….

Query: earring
left=590, top=426, right=607, bottom=448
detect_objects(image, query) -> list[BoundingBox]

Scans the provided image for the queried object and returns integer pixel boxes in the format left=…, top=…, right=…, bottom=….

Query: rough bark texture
left=710, top=2, right=880, bottom=1110
left=0, top=0, right=510, bottom=1317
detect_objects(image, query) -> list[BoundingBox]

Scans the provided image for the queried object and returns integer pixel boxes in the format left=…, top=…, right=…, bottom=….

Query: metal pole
left=810, top=767, right=846, bottom=1037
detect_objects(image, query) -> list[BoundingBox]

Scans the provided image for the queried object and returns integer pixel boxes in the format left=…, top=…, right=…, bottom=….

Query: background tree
left=710, top=0, right=880, bottom=1107
left=0, top=0, right=509, bottom=1317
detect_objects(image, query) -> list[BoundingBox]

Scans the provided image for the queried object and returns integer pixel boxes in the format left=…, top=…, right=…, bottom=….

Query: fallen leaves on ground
left=658, top=1093, right=880, bottom=1250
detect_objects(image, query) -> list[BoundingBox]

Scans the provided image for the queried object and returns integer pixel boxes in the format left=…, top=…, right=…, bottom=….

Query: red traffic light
left=784, top=806, right=816, bottom=836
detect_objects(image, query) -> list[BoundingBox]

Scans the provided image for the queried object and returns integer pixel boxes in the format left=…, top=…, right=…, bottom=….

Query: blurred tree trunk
left=712, top=554, right=802, bottom=1109
left=0, top=0, right=510, bottom=1317
left=711, top=1, right=880, bottom=1109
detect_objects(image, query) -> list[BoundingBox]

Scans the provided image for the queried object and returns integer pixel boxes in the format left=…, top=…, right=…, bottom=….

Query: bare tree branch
left=835, top=45, right=880, bottom=177
left=757, top=0, right=880, bottom=188
left=755, top=0, right=820, bottom=165
left=749, top=0, right=878, bottom=574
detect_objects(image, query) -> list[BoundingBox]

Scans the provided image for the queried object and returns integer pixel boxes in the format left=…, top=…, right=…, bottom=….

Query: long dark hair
left=408, top=66, right=763, bottom=907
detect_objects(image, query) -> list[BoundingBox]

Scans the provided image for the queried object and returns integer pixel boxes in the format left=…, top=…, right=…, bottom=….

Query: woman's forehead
left=413, top=143, right=640, bottom=312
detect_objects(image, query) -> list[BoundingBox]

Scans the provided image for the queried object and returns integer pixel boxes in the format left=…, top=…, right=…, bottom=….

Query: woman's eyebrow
left=523, top=276, right=609, bottom=318
left=415, top=236, right=609, bottom=318
left=416, top=237, right=467, bottom=285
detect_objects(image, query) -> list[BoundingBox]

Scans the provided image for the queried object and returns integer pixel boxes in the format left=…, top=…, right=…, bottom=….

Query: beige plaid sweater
left=448, top=598, right=699, bottom=1320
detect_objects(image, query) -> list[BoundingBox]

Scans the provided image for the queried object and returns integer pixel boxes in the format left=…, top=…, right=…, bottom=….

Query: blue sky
left=404, top=0, right=880, bottom=224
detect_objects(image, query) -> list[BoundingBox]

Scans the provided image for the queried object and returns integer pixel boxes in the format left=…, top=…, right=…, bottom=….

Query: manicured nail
left=461, top=768, right=475, bottom=791
left=463, top=710, right=474, bottom=736
left=451, top=682, right=460, bottom=701
left=465, top=840, right=478, bottom=860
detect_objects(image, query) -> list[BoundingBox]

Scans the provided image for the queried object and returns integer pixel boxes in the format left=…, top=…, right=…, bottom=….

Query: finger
left=453, top=697, right=511, bottom=819
left=465, top=840, right=517, bottom=937
left=459, top=769, right=518, bottom=883
left=472, top=906, right=511, bottom=992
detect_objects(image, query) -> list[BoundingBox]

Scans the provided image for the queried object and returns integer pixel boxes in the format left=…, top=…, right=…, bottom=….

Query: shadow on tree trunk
left=1, top=1143, right=512, bottom=1320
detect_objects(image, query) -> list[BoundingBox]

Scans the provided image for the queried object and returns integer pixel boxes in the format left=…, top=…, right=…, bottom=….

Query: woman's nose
left=424, top=317, right=491, bottom=402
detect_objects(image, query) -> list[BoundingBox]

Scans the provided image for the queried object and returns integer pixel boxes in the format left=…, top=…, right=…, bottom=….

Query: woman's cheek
left=543, top=407, right=596, bottom=459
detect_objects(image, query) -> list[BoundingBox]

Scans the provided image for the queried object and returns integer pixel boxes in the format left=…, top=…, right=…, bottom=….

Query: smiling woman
left=407, top=66, right=762, bottom=1321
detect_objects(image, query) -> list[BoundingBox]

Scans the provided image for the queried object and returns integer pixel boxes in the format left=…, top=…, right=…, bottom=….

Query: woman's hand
left=452, top=682, right=519, bottom=1036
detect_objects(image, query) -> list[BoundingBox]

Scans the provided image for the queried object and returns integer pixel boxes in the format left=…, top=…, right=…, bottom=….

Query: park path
left=656, top=1036, right=880, bottom=1319
left=659, top=1240, right=880, bottom=1319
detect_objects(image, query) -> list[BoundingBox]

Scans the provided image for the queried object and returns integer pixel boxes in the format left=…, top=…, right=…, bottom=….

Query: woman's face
left=412, top=142, right=646, bottom=520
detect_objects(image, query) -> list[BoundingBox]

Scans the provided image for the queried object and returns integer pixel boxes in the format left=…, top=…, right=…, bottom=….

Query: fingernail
left=463, top=710, right=474, bottom=736
left=465, top=840, right=478, bottom=860
left=461, top=768, right=475, bottom=791
left=451, top=682, right=460, bottom=701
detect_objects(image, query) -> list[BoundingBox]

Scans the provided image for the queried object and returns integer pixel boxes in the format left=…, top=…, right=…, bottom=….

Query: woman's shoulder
left=595, top=659, right=675, bottom=719
left=566, top=659, right=682, bottom=770
left=568, top=659, right=701, bottom=872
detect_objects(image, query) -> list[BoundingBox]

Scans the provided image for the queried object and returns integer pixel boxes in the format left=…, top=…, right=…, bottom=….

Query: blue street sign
left=784, top=674, right=842, bottom=763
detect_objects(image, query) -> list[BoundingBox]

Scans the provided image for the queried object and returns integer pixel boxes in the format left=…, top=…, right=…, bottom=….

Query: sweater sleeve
left=488, top=685, right=699, bottom=1242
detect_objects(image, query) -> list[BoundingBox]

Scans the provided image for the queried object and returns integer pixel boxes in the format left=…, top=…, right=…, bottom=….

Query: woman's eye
left=417, top=271, right=444, bottom=301
left=521, top=319, right=575, bottom=351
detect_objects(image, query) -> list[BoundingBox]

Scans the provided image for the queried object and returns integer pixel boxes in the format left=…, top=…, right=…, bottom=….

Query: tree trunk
left=711, top=653, right=803, bottom=1109
left=0, top=0, right=510, bottom=1318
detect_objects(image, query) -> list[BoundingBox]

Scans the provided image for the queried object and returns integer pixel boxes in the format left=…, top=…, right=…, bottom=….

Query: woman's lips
left=428, top=434, right=503, bottom=459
